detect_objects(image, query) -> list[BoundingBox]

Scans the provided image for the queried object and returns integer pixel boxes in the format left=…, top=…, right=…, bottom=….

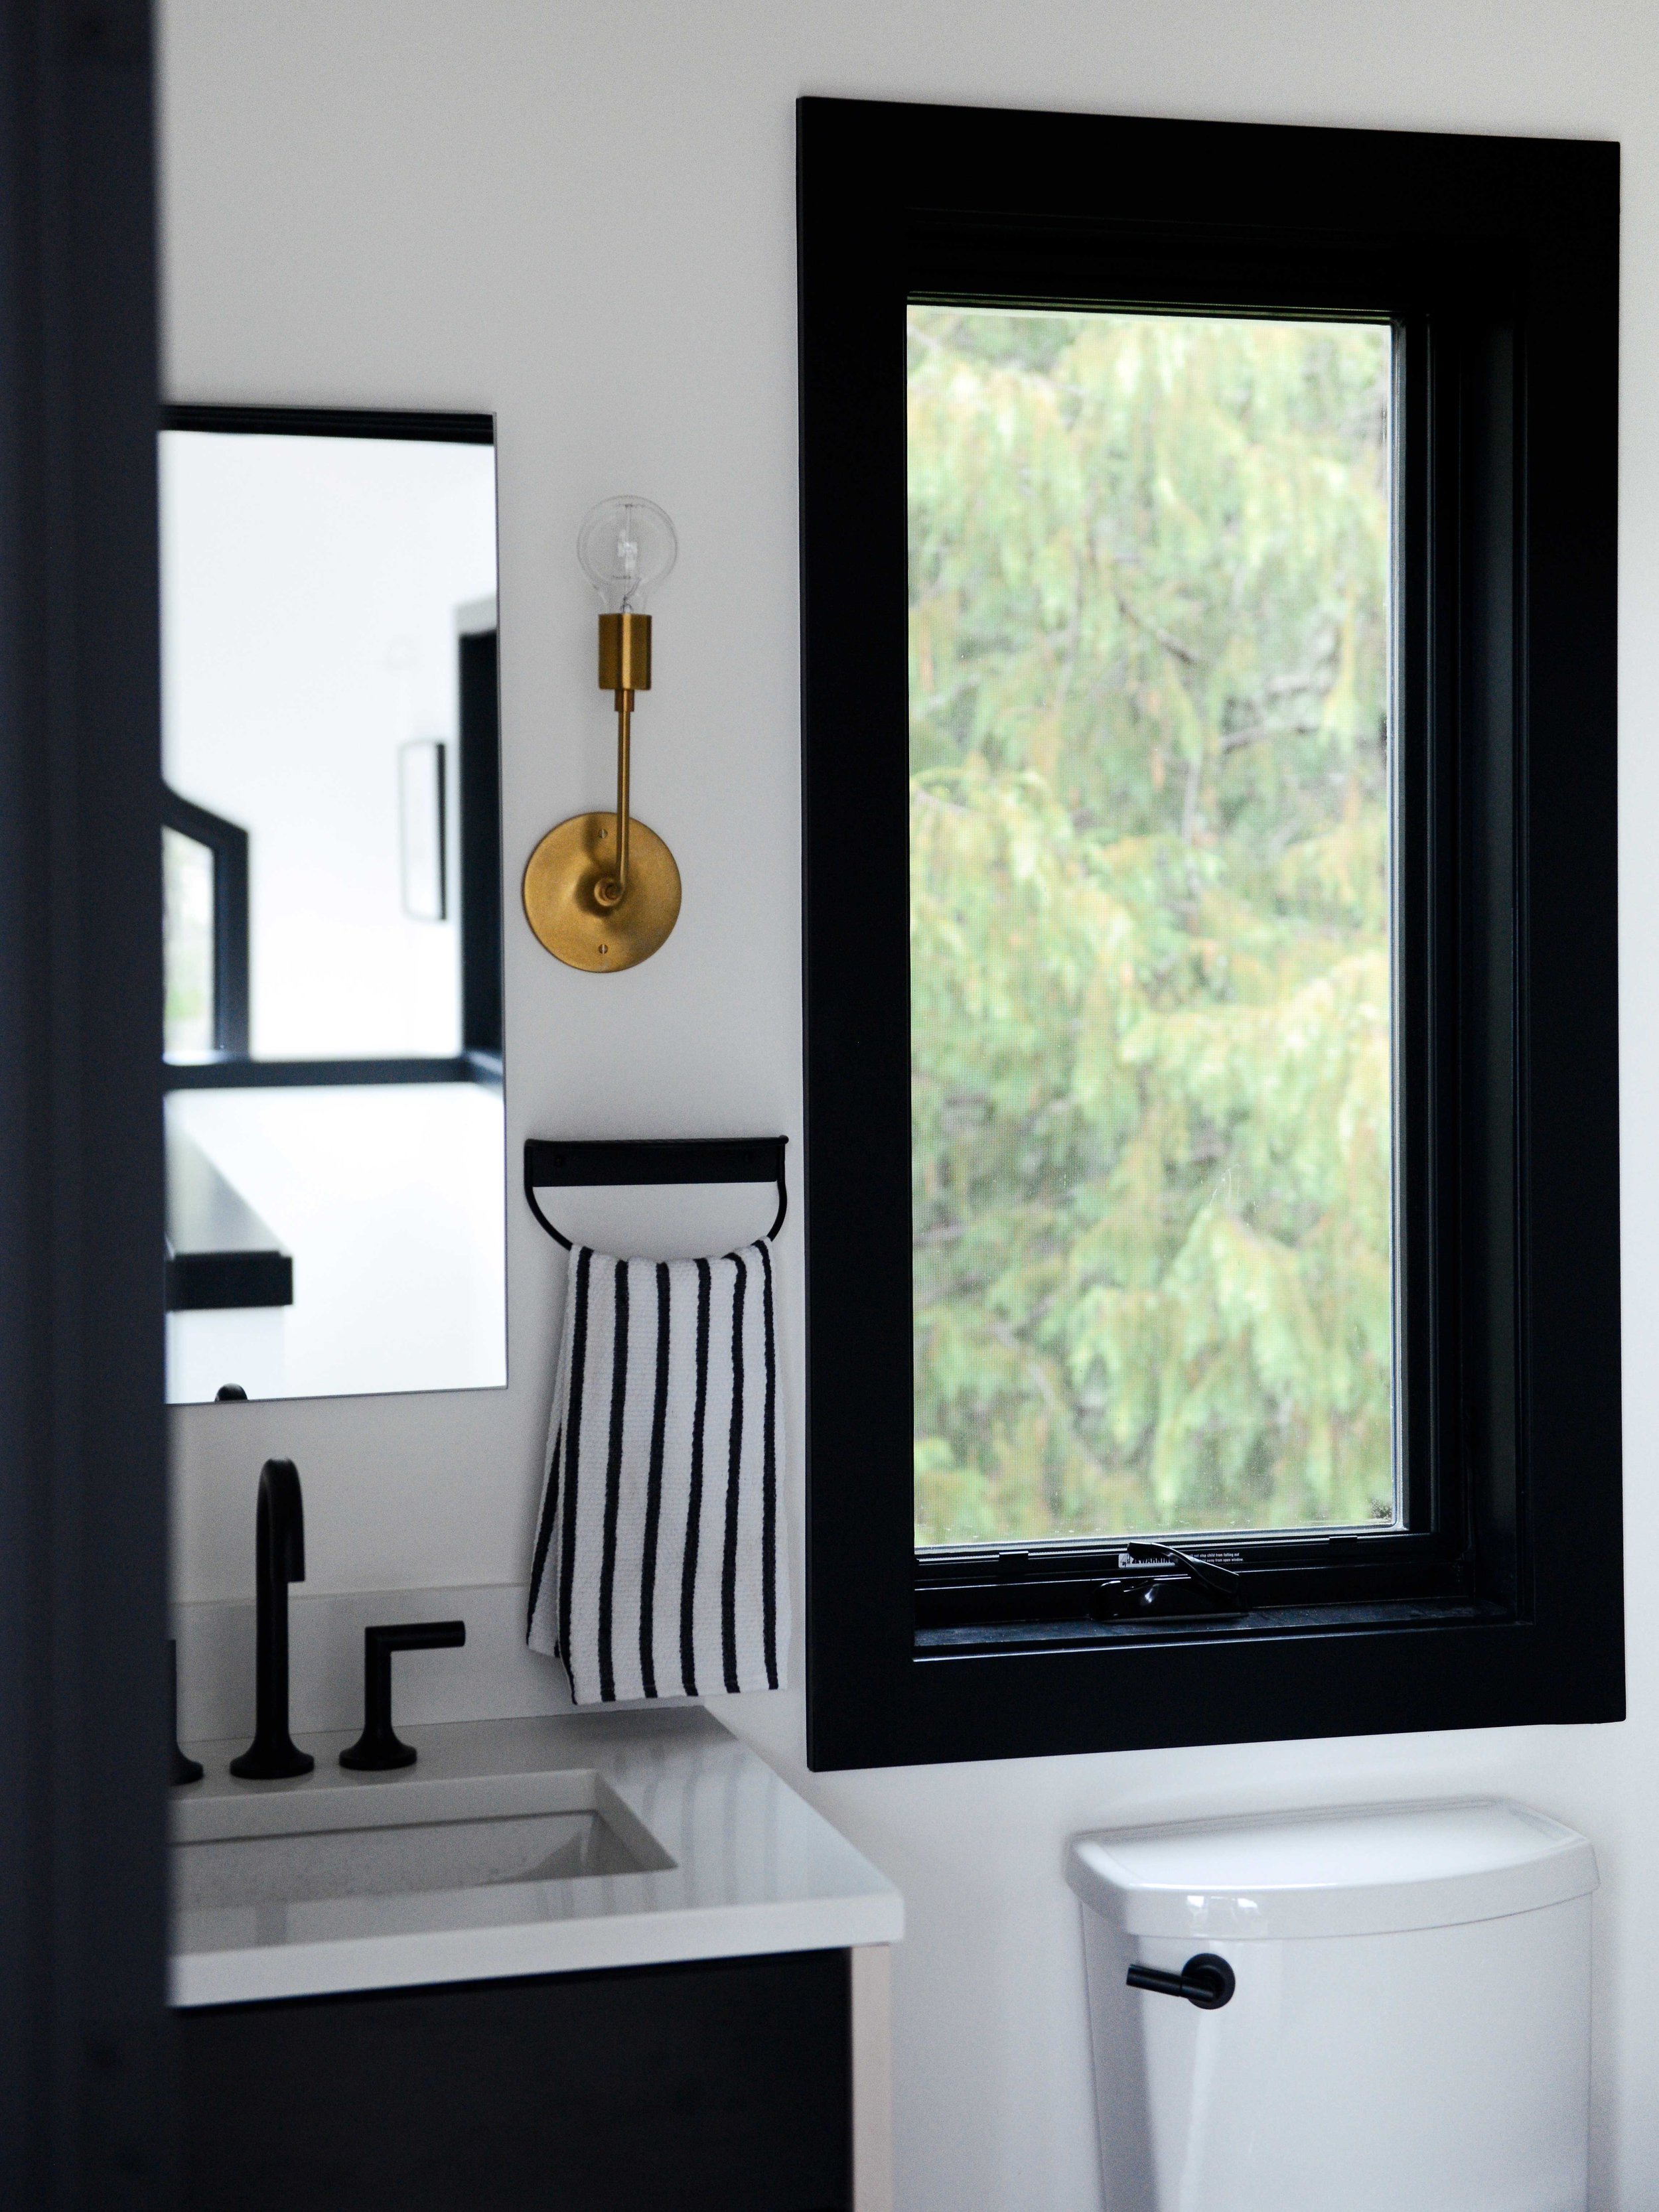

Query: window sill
left=915, top=1598, right=1506, bottom=1660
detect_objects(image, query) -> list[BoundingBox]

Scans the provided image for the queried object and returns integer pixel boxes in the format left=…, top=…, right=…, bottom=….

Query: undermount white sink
left=171, top=1708, right=903, bottom=2008
left=175, top=1800, right=661, bottom=1913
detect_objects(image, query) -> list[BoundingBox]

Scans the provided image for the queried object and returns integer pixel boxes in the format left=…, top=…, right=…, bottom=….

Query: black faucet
left=229, top=1458, right=314, bottom=1780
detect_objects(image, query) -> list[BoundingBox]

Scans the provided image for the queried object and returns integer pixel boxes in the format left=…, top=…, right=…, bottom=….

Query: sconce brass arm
left=594, top=611, right=650, bottom=910
left=595, top=687, right=631, bottom=908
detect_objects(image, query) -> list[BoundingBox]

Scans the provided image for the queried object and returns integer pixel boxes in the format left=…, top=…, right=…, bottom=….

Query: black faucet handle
left=339, top=1620, right=466, bottom=1772
left=1126, top=1953, right=1236, bottom=2010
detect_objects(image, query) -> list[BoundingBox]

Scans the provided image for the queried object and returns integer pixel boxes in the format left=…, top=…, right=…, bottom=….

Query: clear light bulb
left=576, top=495, right=678, bottom=614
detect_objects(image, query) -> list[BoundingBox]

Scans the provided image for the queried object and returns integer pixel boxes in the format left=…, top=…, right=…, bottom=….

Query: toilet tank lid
left=1067, top=1799, right=1598, bottom=1940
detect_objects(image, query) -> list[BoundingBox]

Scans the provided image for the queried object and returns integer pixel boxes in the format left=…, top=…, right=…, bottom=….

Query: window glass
left=163, top=822, right=215, bottom=1058
left=908, top=305, right=1394, bottom=1549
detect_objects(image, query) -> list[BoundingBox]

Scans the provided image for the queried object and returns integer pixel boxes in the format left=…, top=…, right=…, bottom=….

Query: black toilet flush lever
left=340, top=1621, right=467, bottom=1771
left=1126, top=1953, right=1236, bottom=2010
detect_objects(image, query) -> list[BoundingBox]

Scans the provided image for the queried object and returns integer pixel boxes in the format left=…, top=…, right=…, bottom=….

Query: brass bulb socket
left=597, top=610, right=652, bottom=692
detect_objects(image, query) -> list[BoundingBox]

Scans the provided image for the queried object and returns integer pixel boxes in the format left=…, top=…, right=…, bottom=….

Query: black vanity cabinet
left=177, top=1948, right=851, bottom=2212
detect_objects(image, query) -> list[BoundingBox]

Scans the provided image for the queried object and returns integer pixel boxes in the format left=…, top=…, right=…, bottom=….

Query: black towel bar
left=523, top=1136, right=788, bottom=1251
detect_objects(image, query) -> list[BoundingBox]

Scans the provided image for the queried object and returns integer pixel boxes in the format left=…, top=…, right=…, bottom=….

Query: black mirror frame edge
left=797, top=95, right=1623, bottom=1771
left=0, top=0, right=171, bottom=2197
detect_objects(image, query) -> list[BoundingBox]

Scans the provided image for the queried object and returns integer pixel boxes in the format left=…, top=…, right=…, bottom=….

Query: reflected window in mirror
left=163, top=785, right=249, bottom=1058
left=159, top=407, right=506, bottom=1407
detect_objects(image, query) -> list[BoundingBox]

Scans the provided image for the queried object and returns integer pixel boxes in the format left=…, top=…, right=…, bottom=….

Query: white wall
left=158, top=5, right=1658, bottom=2206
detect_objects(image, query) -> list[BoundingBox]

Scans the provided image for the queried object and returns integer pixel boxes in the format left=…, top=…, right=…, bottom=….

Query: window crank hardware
left=1089, top=1543, right=1248, bottom=1623
left=1125, top=1953, right=1236, bottom=2009
left=1118, top=1542, right=1247, bottom=1612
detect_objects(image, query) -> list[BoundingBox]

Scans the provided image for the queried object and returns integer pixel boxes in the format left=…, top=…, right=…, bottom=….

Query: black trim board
left=798, top=97, right=1622, bottom=1770
left=163, top=1054, right=498, bottom=1091
left=0, top=0, right=171, bottom=2193
left=163, top=402, right=493, bottom=444
left=167, top=1250, right=291, bottom=1312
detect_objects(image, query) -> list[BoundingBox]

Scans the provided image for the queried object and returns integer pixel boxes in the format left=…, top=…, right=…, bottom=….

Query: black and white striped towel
left=526, top=1241, right=788, bottom=1704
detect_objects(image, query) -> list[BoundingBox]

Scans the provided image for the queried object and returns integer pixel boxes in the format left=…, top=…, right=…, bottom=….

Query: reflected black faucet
left=229, top=1458, right=314, bottom=1780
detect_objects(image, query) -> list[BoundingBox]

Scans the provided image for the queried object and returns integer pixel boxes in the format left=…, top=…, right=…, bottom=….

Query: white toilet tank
left=1068, top=1799, right=1597, bottom=2212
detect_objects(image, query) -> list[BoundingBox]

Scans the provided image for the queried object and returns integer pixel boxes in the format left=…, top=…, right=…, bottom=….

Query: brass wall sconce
left=523, top=495, right=682, bottom=972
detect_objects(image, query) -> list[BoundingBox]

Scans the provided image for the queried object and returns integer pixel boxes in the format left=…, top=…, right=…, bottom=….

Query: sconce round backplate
left=522, top=811, right=681, bottom=973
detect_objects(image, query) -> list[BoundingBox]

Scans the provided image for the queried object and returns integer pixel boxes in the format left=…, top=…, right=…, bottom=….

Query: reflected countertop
left=171, top=1707, right=902, bottom=2008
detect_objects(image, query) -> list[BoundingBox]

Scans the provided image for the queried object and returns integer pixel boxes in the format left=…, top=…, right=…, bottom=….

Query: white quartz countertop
left=171, top=1708, right=902, bottom=2008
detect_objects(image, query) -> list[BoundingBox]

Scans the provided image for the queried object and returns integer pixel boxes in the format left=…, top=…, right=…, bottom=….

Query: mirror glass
left=160, top=408, right=506, bottom=1405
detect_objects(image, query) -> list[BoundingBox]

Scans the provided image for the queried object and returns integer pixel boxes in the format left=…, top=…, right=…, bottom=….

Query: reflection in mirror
left=160, top=408, right=506, bottom=1405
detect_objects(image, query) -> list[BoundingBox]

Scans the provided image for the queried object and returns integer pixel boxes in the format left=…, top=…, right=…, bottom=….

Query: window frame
left=798, top=96, right=1622, bottom=1770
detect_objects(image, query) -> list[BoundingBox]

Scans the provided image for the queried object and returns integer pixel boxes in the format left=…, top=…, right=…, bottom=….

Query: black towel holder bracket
left=523, top=1136, right=788, bottom=1252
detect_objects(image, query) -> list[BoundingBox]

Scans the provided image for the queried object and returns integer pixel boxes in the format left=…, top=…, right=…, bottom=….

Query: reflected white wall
left=159, top=431, right=497, bottom=1060
left=167, top=1304, right=287, bottom=1403
left=167, top=1084, right=506, bottom=1401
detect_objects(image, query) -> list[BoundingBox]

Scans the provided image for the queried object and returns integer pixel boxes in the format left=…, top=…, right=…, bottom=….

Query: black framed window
left=798, top=97, right=1622, bottom=1769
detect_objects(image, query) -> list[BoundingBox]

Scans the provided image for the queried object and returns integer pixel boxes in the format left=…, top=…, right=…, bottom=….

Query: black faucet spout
left=229, top=1457, right=314, bottom=1780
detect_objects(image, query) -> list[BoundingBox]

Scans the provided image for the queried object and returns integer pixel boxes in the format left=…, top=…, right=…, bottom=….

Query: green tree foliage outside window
left=909, top=305, right=1394, bottom=1549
